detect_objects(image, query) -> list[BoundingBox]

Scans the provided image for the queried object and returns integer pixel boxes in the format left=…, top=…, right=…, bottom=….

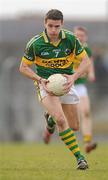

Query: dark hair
left=45, top=9, right=63, bottom=22
left=74, top=26, right=88, bottom=34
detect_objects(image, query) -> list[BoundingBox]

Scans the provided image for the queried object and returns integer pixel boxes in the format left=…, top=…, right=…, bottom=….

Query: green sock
left=46, top=115, right=56, bottom=134
left=47, top=115, right=56, bottom=127
left=59, top=128, right=84, bottom=160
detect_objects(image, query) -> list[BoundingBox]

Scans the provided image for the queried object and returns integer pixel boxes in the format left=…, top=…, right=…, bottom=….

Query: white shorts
left=34, top=82, right=80, bottom=105
left=75, top=84, right=88, bottom=97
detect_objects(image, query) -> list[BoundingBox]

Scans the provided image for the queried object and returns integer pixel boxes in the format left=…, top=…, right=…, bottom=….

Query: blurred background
left=0, top=0, right=108, bottom=142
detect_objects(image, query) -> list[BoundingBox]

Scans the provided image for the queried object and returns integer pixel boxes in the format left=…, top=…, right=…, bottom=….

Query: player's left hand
left=63, top=74, right=75, bottom=93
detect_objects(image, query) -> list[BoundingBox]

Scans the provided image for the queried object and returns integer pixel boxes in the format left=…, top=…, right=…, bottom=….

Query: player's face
left=74, top=30, right=87, bottom=44
left=44, top=19, right=63, bottom=40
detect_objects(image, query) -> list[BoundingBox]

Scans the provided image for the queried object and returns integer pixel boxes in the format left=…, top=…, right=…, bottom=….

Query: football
left=47, top=74, right=67, bottom=96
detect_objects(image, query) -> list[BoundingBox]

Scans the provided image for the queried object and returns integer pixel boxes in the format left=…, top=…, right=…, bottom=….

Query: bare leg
left=62, top=104, right=80, bottom=131
left=80, top=96, right=97, bottom=153
left=41, top=94, right=88, bottom=169
left=42, top=95, right=68, bottom=132
left=80, top=96, right=92, bottom=140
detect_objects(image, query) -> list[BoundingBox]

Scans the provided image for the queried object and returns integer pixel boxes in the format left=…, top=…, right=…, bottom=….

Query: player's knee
left=70, top=121, right=79, bottom=131
left=73, top=125, right=79, bottom=131
left=85, top=110, right=90, bottom=118
left=68, top=116, right=80, bottom=131
left=55, top=113, right=66, bottom=128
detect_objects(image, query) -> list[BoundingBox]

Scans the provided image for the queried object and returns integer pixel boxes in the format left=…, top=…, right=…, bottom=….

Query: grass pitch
left=0, top=142, right=108, bottom=180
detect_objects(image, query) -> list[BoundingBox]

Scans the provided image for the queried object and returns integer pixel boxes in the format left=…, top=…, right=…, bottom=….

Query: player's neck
left=50, top=37, right=60, bottom=43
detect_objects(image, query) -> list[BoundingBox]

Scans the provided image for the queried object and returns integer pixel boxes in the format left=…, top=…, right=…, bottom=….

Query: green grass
left=0, top=142, right=108, bottom=180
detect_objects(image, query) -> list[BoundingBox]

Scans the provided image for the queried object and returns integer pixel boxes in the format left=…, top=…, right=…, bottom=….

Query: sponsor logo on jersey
left=42, top=59, right=69, bottom=68
left=41, top=52, right=49, bottom=56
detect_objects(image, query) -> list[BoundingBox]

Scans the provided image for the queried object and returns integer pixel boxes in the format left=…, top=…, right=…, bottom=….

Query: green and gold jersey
left=74, top=43, right=92, bottom=84
left=22, top=29, right=87, bottom=79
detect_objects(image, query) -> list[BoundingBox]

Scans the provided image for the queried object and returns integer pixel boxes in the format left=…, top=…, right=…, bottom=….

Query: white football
left=47, top=74, right=67, bottom=96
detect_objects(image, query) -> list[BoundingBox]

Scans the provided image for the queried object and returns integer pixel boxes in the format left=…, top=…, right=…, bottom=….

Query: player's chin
left=50, top=34, right=58, bottom=37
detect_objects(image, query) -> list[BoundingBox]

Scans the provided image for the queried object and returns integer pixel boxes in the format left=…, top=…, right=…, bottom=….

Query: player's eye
left=48, top=24, right=53, bottom=28
left=55, top=25, right=60, bottom=28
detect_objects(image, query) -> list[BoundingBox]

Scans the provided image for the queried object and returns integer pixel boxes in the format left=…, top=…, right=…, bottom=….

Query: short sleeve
left=75, top=37, right=84, bottom=56
left=85, top=47, right=92, bottom=58
left=24, top=41, right=35, bottom=61
left=21, top=40, right=35, bottom=65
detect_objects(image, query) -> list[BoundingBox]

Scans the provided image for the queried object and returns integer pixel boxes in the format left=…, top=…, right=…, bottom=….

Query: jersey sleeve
left=75, top=37, right=84, bottom=56
left=85, top=46, right=92, bottom=57
left=22, top=41, right=35, bottom=65
left=74, top=37, right=89, bottom=62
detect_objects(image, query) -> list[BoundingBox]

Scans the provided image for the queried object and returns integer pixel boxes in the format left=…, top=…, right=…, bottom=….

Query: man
left=20, top=9, right=90, bottom=170
left=44, top=26, right=97, bottom=153
left=73, top=26, right=97, bottom=153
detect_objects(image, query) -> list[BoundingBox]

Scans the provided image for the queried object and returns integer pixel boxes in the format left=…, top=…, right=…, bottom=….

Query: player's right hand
left=40, top=78, right=54, bottom=95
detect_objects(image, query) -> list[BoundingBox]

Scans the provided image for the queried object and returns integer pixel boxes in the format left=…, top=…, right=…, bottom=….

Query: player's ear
left=61, top=20, right=64, bottom=26
left=44, top=18, right=47, bottom=26
left=44, top=20, right=47, bottom=29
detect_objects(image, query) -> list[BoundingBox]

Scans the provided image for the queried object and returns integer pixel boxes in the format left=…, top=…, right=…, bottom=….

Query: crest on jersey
left=65, top=48, right=71, bottom=55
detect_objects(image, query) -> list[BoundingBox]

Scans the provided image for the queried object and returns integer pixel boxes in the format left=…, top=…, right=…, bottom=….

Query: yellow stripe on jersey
left=73, top=50, right=89, bottom=70
left=34, top=52, right=74, bottom=69
left=43, top=31, right=49, bottom=43
left=22, top=49, right=88, bottom=70
left=75, top=49, right=88, bottom=62
left=34, top=81, right=42, bottom=101
left=21, top=57, right=34, bottom=65
left=61, top=30, right=66, bottom=39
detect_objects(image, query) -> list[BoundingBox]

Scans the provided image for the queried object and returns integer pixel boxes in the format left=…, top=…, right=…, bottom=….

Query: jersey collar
left=42, top=29, right=66, bottom=43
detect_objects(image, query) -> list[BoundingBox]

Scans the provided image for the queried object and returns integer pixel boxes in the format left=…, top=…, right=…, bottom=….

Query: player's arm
left=72, top=50, right=90, bottom=81
left=20, top=41, right=49, bottom=91
left=63, top=39, right=90, bottom=92
left=71, top=37, right=90, bottom=82
left=87, top=56, right=96, bottom=82
left=63, top=50, right=90, bottom=92
left=20, top=59, right=42, bottom=82
left=19, top=42, right=42, bottom=83
left=84, top=46, right=95, bottom=82
left=20, top=59, right=49, bottom=91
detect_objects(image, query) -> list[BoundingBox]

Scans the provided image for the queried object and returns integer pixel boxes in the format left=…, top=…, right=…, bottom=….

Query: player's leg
left=43, top=86, right=79, bottom=143
left=61, top=99, right=89, bottom=168
left=44, top=112, right=56, bottom=134
left=43, top=111, right=56, bottom=144
left=80, top=95, right=97, bottom=153
left=41, top=94, right=88, bottom=169
left=61, top=103, right=89, bottom=169
left=80, top=95, right=92, bottom=138
left=34, top=81, right=55, bottom=144
left=62, top=103, right=80, bottom=131
left=44, top=103, right=80, bottom=144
